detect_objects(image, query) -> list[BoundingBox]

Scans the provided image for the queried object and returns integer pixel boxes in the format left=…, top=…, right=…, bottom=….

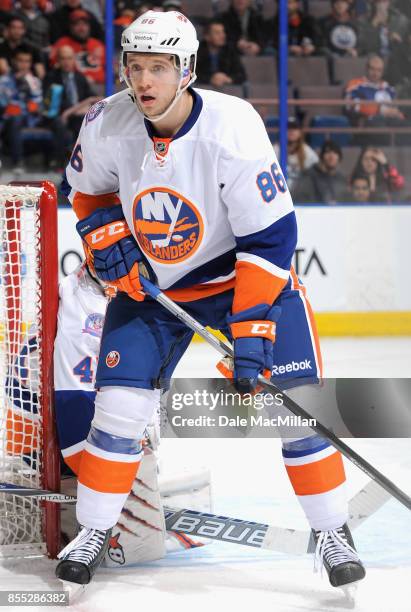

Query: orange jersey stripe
left=285, top=451, right=346, bottom=496
left=233, top=260, right=287, bottom=313
left=64, top=450, right=83, bottom=476
left=165, top=277, right=236, bottom=302
left=290, top=267, right=323, bottom=378
left=78, top=450, right=141, bottom=494
left=72, top=191, right=121, bottom=220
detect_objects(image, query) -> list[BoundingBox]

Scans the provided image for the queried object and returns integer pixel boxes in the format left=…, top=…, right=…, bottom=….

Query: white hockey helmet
left=120, top=10, right=199, bottom=121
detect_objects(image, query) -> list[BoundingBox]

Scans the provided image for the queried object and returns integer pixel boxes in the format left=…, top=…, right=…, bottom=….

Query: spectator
left=0, top=46, right=43, bottom=173
left=293, top=140, right=348, bottom=204
left=151, top=2, right=165, bottom=11
left=196, top=20, right=246, bottom=88
left=81, top=0, right=104, bottom=24
left=274, top=117, right=318, bottom=190
left=43, top=45, right=99, bottom=165
left=114, top=5, right=138, bottom=50
left=318, top=0, right=369, bottom=57
left=360, top=0, right=408, bottom=58
left=347, top=174, right=371, bottom=202
left=347, top=0, right=369, bottom=18
left=344, top=53, right=407, bottom=144
left=0, top=10, right=7, bottom=37
left=48, top=0, right=103, bottom=44
left=394, top=0, right=411, bottom=21
left=219, top=0, right=266, bottom=56
left=268, top=0, right=320, bottom=56
left=351, top=146, right=404, bottom=202
left=51, top=10, right=105, bottom=85
left=15, top=0, right=50, bottom=49
left=385, top=24, right=411, bottom=86
left=0, top=15, right=45, bottom=79
left=162, top=0, right=184, bottom=12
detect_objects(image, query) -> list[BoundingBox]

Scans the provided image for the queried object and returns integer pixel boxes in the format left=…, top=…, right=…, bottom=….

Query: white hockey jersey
left=65, top=88, right=297, bottom=311
left=54, top=264, right=106, bottom=393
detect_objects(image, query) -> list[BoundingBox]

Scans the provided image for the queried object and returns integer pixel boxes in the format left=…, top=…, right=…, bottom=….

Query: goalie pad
left=104, top=445, right=166, bottom=566
left=61, top=446, right=212, bottom=565
left=160, top=466, right=212, bottom=553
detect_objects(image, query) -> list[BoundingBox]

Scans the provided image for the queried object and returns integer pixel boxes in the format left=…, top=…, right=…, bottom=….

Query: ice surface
left=1, top=339, right=410, bottom=611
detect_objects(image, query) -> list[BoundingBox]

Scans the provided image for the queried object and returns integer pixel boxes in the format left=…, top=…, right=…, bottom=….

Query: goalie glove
left=218, top=303, right=282, bottom=394
left=76, top=206, right=152, bottom=302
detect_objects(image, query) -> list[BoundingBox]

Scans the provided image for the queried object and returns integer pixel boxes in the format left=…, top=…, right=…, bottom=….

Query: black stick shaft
left=140, top=276, right=411, bottom=512
left=259, top=377, right=411, bottom=510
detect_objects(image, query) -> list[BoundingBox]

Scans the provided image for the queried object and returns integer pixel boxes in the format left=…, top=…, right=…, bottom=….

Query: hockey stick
left=139, top=276, right=411, bottom=511
left=0, top=480, right=389, bottom=554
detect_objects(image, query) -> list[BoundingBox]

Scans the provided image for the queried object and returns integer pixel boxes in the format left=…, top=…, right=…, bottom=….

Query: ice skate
left=55, top=526, right=112, bottom=586
left=313, top=523, right=366, bottom=589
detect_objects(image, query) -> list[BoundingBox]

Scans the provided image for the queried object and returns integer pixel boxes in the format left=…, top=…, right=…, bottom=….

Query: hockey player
left=54, top=262, right=210, bottom=563
left=57, top=10, right=365, bottom=589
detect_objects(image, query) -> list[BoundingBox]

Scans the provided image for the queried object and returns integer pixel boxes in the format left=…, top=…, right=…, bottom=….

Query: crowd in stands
left=0, top=0, right=410, bottom=202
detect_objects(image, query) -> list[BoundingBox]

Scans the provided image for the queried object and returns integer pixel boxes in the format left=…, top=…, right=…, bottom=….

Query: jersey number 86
left=256, top=163, right=287, bottom=203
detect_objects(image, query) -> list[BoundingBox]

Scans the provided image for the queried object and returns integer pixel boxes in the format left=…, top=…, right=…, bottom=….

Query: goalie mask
left=120, top=10, right=199, bottom=122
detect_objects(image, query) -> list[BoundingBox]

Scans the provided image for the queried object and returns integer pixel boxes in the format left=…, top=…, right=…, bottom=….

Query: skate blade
left=59, top=580, right=87, bottom=603
left=340, top=582, right=358, bottom=607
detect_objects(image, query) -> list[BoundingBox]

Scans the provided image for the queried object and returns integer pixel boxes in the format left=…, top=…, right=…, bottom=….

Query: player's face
left=126, top=53, right=181, bottom=117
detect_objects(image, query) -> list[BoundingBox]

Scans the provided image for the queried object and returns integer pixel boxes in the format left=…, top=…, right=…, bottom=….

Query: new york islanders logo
left=133, top=187, right=203, bottom=264
left=107, top=533, right=125, bottom=565
left=106, top=350, right=120, bottom=368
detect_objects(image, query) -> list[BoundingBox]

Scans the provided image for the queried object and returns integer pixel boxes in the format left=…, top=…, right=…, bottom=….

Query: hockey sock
left=282, top=434, right=348, bottom=531
left=76, top=386, right=160, bottom=529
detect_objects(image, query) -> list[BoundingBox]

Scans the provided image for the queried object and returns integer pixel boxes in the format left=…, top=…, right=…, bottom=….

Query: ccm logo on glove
left=87, top=221, right=131, bottom=248
left=231, top=320, right=276, bottom=342
left=251, top=322, right=276, bottom=336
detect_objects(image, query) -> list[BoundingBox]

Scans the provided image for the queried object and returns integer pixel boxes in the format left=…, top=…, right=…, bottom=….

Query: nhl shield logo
left=154, top=139, right=169, bottom=156
left=106, top=350, right=120, bottom=368
left=155, top=141, right=166, bottom=154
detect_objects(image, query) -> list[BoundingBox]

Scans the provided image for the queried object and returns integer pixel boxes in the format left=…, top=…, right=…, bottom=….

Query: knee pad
left=92, top=386, right=161, bottom=438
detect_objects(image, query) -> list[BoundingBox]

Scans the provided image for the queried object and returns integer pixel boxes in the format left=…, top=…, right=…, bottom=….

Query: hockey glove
left=76, top=206, right=149, bottom=302
left=219, top=304, right=281, bottom=394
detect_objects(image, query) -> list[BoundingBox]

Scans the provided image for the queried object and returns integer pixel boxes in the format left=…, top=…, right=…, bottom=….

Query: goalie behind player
left=58, top=9, right=365, bottom=591
left=5, top=262, right=210, bottom=564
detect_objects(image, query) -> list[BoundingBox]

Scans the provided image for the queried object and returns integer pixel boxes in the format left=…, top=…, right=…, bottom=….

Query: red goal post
left=0, top=181, right=60, bottom=558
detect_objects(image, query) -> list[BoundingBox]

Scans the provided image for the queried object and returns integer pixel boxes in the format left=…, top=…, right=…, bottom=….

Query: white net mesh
left=0, top=186, right=45, bottom=556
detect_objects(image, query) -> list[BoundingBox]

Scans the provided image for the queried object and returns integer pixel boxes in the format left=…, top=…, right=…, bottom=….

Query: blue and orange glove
left=76, top=206, right=151, bottom=302
left=218, top=304, right=282, bottom=393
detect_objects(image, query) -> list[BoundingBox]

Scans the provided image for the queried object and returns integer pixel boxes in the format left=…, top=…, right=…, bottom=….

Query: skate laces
left=57, top=527, right=107, bottom=565
left=314, top=527, right=360, bottom=575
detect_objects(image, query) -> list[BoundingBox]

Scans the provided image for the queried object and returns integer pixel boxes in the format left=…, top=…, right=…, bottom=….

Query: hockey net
left=0, top=182, right=60, bottom=558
